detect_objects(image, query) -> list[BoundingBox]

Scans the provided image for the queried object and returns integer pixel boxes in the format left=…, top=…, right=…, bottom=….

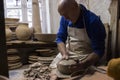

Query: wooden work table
left=51, top=66, right=113, bottom=80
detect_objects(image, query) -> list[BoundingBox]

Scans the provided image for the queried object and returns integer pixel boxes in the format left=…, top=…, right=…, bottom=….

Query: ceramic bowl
left=5, top=18, right=19, bottom=24
left=34, top=33, right=56, bottom=42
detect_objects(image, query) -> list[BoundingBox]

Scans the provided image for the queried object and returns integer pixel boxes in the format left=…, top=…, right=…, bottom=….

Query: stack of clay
left=35, top=48, right=58, bottom=65
left=23, top=62, right=51, bottom=80
left=7, top=49, right=22, bottom=70
left=35, top=48, right=58, bottom=57
left=38, top=56, right=55, bottom=66
left=28, top=52, right=39, bottom=64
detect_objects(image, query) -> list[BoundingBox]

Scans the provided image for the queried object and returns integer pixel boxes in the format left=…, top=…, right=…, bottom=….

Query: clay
left=57, top=59, right=77, bottom=75
left=24, top=62, right=51, bottom=80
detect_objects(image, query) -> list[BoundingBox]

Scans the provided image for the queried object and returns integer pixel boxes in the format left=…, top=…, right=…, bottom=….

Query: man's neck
left=72, top=5, right=81, bottom=24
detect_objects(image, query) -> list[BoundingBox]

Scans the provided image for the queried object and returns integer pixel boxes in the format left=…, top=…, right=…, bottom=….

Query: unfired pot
left=57, top=59, right=77, bottom=75
left=5, top=25, right=12, bottom=41
left=15, top=23, right=31, bottom=40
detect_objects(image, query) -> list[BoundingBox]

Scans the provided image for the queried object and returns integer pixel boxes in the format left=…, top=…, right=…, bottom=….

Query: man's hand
left=69, top=61, right=86, bottom=72
left=49, top=73, right=58, bottom=80
left=58, top=42, right=69, bottom=59
left=69, top=52, right=100, bottom=72
left=61, top=50, right=69, bottom=59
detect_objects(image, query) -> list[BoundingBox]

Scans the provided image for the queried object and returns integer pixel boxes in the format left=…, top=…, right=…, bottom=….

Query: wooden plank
left=101, top=23, right=110, bottom=63
left=116, top=0, right=120, bottom=57
left=109, top=0, right=119, bottom=58
left=117, top=20, right=120, bottom=56
left=0, top=0, right=9, bottom=77
left=118, top=0, right=120, bottom=19
left=6, top=40, right=57, bottom=49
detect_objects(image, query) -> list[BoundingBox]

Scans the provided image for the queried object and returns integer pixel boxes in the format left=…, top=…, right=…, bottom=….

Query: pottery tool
left=68, top=35, right=71, bottom=50
left=91, top=66, right=106, bottom=74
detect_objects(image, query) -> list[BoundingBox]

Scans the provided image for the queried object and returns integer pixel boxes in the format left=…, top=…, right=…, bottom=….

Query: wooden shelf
left=6, top=40, right=57, bottom=49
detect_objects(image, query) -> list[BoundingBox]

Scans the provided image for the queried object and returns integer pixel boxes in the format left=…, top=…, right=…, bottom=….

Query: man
left=51, top=0, right=106, bottom=72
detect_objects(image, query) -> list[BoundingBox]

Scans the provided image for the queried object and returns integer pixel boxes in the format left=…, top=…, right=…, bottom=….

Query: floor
left=9, top=65, right=113, bottom=80
left=9, top=65, right=29, bottom=80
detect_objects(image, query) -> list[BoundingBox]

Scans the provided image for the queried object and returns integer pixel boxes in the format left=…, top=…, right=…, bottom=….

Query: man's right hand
left=57, top=42, right=69, bottom=59
left=62, top=51, right=69, bottom=59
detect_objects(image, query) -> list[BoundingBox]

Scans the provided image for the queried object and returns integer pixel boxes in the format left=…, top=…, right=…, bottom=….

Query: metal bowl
left=34, top=33, right=56, bottom=42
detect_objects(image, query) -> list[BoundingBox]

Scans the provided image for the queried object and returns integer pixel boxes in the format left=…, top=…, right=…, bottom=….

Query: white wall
left=48, top=0, right=111, bottom=33
left=49, top=0, right=60, bottom=33
left=76, top=0, right=111, bottom=24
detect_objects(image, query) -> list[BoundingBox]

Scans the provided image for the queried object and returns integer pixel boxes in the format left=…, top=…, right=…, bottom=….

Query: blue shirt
left=56, top=4, right=106, bottom=57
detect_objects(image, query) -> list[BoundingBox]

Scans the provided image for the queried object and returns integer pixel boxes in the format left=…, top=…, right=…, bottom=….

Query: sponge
left=107, top=58, right=120, bottom=80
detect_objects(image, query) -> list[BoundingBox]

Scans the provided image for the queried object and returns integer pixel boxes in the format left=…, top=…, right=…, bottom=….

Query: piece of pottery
left=5, top=25, right=12, bottom=41
left=15, top=23, right=32, bottom=40
left=9, top=62, right=22, bottom=70
left=34, top=33, right=56, bottom=42
left=107, top=58, right=120, bottom=80
left=0, top=75, right=9, bottom=80
left=7, top=49, right=19, bottom=54
left=32, top=0, right=42, bottom=33
left=5, top=18, right=19, bottom=24
left=57, top=59, right=77, bottom=75
left=36, top=49, right=56, bottom=57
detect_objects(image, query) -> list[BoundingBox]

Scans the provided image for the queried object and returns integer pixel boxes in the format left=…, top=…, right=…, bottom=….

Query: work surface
left=79, top=68, right=113, bottom=80
left=52, top=66, right=113, bottom=80
left=9, top=65, right=113, bottom=80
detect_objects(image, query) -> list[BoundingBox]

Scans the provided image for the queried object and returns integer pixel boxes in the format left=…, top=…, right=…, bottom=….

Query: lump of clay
left=57, top=59, right=77, bottom=75
left=107, top=58, right=120, bottom=80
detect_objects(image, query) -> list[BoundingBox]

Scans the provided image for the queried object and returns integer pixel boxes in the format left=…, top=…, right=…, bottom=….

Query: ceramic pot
left=5, top=25, right=12, bottom=41
left=57, top=59, right=77, bottom=75
left=34, top=33, right=56, bottom=42
left=15, top=23, right=31, bottom=40
left=107, top=58, right=120, bottom=80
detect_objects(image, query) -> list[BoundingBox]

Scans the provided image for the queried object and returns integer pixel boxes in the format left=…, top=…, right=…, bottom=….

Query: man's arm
left=56, top=16, right=69, bottom=59
left=70, top=20, right=106, bottom=70
left=82, top=52, right=100, bottom=68
left=85, top=18, right=106, bottom=65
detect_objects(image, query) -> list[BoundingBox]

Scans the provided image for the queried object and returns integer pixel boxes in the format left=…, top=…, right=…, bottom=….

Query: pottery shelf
left=6, top=40, right=57, bottom=49
left=6, top=40, right=57, bottom=65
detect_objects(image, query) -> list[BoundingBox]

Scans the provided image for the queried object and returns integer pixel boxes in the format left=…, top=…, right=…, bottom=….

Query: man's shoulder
left=60, top=16, right=69, bottom=26
left=60, top=16, right=69, bottom=23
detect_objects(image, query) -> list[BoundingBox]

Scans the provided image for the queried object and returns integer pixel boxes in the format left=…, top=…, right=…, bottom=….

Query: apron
left=50, top=17, right=93, bottom=68
left=67, top=26, right=93, bottom=60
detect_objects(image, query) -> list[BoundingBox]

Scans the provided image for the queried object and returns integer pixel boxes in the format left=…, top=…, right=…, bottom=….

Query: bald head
left=58, top=0, right=80, bottom=23
left=58, top=0, right=78, bottom=13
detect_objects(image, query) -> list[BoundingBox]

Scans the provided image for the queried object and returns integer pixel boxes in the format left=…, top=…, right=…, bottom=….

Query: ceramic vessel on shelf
left=107, top=58, right=120, bottom=80
left=32, top=0, right=42, bottom=33
left=15, top=23, right=32, bottom=40
left=34, top=33, right=56, bottom=42
left=5, top=25, right=12, bottom=41
left=5, top=18, right=19, bottom=24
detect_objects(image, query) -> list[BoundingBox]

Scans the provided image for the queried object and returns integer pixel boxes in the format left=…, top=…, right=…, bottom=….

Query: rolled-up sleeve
left=89, top=19, right=106, bottom=58
left=56, top=17, right=68, bottom=44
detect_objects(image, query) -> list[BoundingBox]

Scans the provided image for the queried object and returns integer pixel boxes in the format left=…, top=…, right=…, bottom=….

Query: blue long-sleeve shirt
left=56, top=4, right=106, bottom=57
